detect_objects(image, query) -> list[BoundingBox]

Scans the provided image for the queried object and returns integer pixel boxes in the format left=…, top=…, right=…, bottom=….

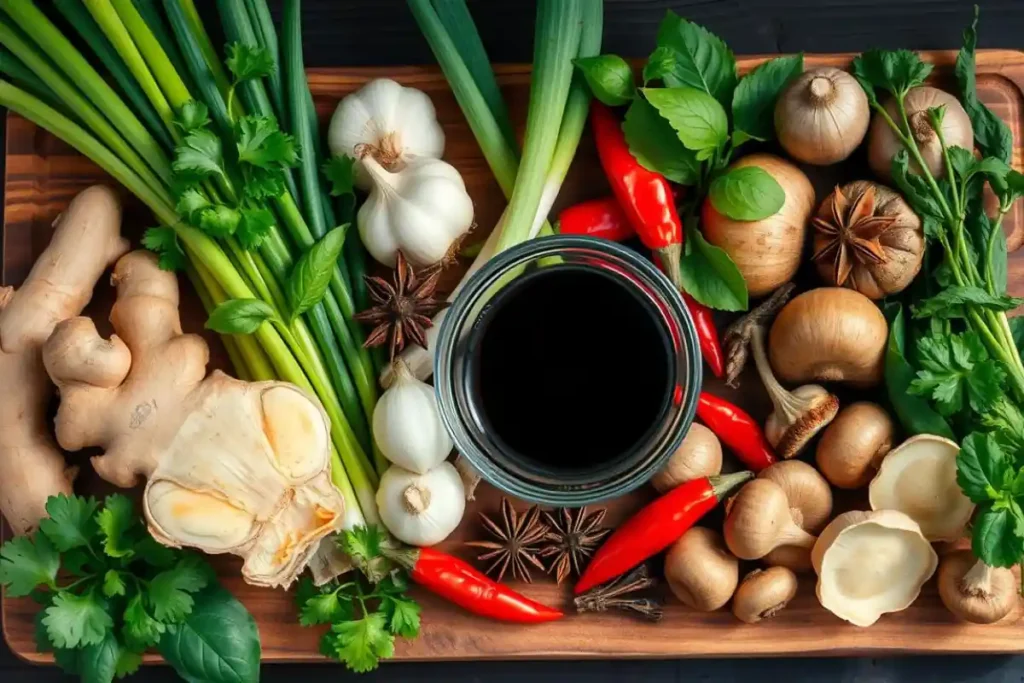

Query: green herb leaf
left=973, top=503, right=1024, bottom=568
left=205, top=298, right=278, bottom=335
left=950, top=147, right=1009, bottom=187
left=655, top=11, right=737, bottom=105
left=574, top=54, right=635, bottom=106
left=175, top=188, right=211, bottom=222
left=323, top=155, right=357, bottom=197
left=958, top=432, right=1013, bottom=503
left=643, top=86, right=729, bottom=153
left=621, top=97, right=700, bottom=185
left=236, top=115, right=299, bottom=169
left=955, top=7, right=1013, bottom=163
left=287, top=226, right=347, bottom=321
left=891, top=150, right=946, bottom=233
left=39, top=494, right=99, bottom=552
left=966, top=208, right=1007, bottom=294
left=642, top=46, right=676, bottom=85
left=196, top=205, right=240, bottom=238
left=142, top=227, right=187, bottom=272
left=236, top=206, right=276, bottom=250
left=381, top=595, right=421, bottom=639
left=298, top=589, right=354, bottom=627
left=174, top=100, right=211, bottom=134
left=102, top=571, right=126, bottom=598
left=0, top=531, right=60, bottom=596
left=326, top=613, right=395, bottom=674
left=997, top=169, right=1024, bottom=208
left=44, top=591, right=113, bottom=649
left=122, top=593, right=166, bottom=650
left=852, top=49, right=933, bottom=98
left=148, top=557, right=211, bottom=623
left=135, top=536, right=178, bottom=570
left=708, top=166, right=785, bottom=220
left=78, top=631, right=120, bottom=683
left=96, top=494, right=136, bottom=559
left=677, top=223, right=748, bottom=312
left=158, top=584, right=261, bottom=683
left=226, top=43, right=275, bottom=83
left=909, top=331, right=1006, bottom=415
left=912, top=286, right=1023, bottom=319
left=731, top=54, right=804, bottom=142
left=882, top=303, right=955, bottom=440
left=981, top=397, right=1024, bottom=456
left=173, top=129, right=228, bottom=184
left=115, top=648, right=143, bottom=679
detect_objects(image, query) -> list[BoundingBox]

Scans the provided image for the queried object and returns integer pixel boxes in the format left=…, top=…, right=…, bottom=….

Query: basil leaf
left=677, top=223, right=748, bottom=312
left=622, top=97, right=700, bottom=185
left=205, top=299, right=278, bottom=335
left=287, top=225, right=348, bottom=321
left=655, top=11, right=737, bottom=106
left=958, top=432, right=1012, bottom=504
left=882, top=303, right=955, bottom=440
left=574, top=54, right=635, bottom=106
left=731, top=54, right=804, bottom=142
left=911, top=286, right=1022, bottom=319
left=642, top=46, right=676, bottom=85
left=956, top=7, right=1013, bottom=164
left=78, top=631, right=120, bottom=683
left=158, top=585, right=261, bottom=683
left=643, top=86, right=728, bottom=153
left=708, top=166, right=785, bottom=221
left=972, top=503, right=1024, bottom=569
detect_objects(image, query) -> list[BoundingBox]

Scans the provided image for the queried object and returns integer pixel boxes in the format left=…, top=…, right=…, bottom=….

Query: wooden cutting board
left=5, top=50, right=1024, bottom=663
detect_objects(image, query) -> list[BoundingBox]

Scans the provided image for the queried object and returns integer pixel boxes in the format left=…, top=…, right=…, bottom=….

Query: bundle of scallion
left=0, top=0, right=381, bottom=530
left=391, top=0, right=604, bottom=381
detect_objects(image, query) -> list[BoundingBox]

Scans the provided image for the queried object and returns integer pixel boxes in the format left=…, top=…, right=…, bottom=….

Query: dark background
left=4, top=0, right=1024, bottom=681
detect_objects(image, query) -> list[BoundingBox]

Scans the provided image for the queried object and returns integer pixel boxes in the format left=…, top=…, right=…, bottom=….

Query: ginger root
left=43, top=251, right=345, bottom=588
left=0, top=185, right=128, bottom=535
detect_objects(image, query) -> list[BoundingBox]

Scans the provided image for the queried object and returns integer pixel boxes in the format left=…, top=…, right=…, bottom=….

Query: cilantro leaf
left=197, top=205, right=241, bottom=238
left=122, top=593, right=165, bottom=649
left=226, top=43, right=275, bottom=83
left=973, top=503, right=1024, bottom=568
left=39, top=494, right=99, bottom=552
left=981, top=397, right=1024, bottom=456
left=147, top=557, right=210, bottom=623
left=237, top=206, right=275, bottom=250
left=327, top=613, right=394, bottom=673
left=44, top=591, right=113, bottom=649
left=175, top=188, right=210, bottom=223
left=955, top=6, right=1013, bottom=163
left=173, top=129, right=228, bottom=184
left=236, top=115, right=299, bottom=169
left=958, top=432, right=1013, bottom=503
left=731, top=54, right=803, bottom=142
left=96, top=494, right=137, bottom=559
left=912, top=286, right=1023, bottom=320
left=381, top=595, right=421, bottom=639
left=909, top=331, right=1006, bottom=415
left=175, top=100, right=211, bottom=134
left=239, top=167, right=287, bottom=201
left=339, top=525, right=386, bottom=569
left=852, top=49, right=932, bottom=98
left=142, top=227, right=187, bottom=272
left=298, top=589, right=354, bottom=626
left=323, top=155, right=356, bottom=198
left=0, top=531, right=59, bottom=596
left=621, top=96, right=700, bottom=185
left=103, top=571, right=127, bottom=598
left=135, top=536, right=178, bottom=569
left=654, top=11, right=736, bottom=106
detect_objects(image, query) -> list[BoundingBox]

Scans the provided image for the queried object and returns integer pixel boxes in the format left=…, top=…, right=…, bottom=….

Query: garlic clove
left=377, top=462, right=465, bottom=546
left=373, top=360, right=453, bottom=474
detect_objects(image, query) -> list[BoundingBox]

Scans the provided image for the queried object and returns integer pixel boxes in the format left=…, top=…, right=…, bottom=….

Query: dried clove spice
left=722, top=282, right=796, bottom=388
left=574, top=564, right=663, bottom=622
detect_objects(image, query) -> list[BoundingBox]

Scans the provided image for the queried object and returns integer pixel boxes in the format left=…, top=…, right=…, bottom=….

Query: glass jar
left=433, top=235, right=702, bottom=506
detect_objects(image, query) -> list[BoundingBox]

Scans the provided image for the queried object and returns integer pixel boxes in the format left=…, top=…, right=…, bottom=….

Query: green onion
left=162, top=0, right=231, bottom=130
left=174, top=0, right=234, bottom=105
left=217, top=0, right=275, bottom=117
left=131, top=0, right=196, bottom=94
left=244, top=0, right=285, bottom=121
left=110, top=0, right=192, bottom=108
left=0, top=46, right=69, bottom=119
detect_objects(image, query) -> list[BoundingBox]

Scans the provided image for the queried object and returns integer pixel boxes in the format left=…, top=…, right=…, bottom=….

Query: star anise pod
left=811, top=183, right=897, bottom=286
left=353, top=250, right=450, bottom=359
left=465, top=498, right=549, bottom=583
left=539, top=506, right=611, bottom=584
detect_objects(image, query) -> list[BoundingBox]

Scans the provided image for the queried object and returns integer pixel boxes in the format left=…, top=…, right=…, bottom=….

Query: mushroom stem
left=780, top=524, right=817, bottom=549
left=723, top=283, right=795, bottom=387
left=752, top=328, right=808, bottom=423
left=961, top=560, right=996, bottom=598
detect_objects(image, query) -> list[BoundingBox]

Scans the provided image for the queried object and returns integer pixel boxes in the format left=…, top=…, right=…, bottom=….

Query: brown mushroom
left=815, top=402, right=894, bottom=489
left=732, top=567, right=799, bottom=624
left=664, top=527, right=739, bottom=612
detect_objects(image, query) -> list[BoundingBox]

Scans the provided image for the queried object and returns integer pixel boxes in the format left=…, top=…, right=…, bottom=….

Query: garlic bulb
left=373, top=360, right=452, bottom=474
left=328, top=78, right=445, bottom=189
left=358, top=155, right=474, bottom=268
left=377, top=462, right=466, bottom=546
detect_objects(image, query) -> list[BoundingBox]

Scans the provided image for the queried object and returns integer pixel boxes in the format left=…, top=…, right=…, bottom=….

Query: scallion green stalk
left=110, top=0, right=192, bottom=108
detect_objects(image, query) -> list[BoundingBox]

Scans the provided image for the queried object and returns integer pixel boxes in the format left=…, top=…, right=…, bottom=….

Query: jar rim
left=433, top=235, right=703, bottom=506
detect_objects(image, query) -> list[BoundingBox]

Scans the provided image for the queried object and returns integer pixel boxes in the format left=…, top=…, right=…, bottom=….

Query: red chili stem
left=573, top=471, right=752, bottom=595
left=696, top=392, right=777, bottom=471
left=386, top=546, right=563, bottom=624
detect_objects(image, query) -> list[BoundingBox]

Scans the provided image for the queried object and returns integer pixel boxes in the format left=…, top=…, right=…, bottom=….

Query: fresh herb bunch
left=856, top=8, right=1024, bottom=570
left=0, top=494, right=260, bottom=683
left=573, top=11, right=806, bottom=312
left=295, top=526, right=421, bottom=673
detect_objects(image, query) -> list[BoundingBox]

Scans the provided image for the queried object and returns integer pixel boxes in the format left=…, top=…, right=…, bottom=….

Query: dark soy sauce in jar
left=467, top=264, right=675, bottom=473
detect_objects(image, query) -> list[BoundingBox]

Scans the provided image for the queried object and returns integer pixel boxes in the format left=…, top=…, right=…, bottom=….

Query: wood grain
left=4, top=51, right=1024, bottom=664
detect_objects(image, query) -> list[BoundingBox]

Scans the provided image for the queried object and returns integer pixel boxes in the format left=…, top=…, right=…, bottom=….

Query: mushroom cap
left=651, top=423, right=723, bottom=493
left=868, top=435, right=974, bottom=541
left=733, top=567, right=800, bottom=623
left=765, top=385, right=840, bottom=459
left=758, top=460, right=834, bottom=533
left=816, top=401, right=894, bottom=489
left=664, top=527, right=739, bottom=611
left=937, top=550, right=1018, bottom=624
left=812, top=509, right=937, bottom=627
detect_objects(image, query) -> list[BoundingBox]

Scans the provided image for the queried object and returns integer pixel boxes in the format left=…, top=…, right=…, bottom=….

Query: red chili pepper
left=684, top=295, right=725, bottom=378
left=557, top=197, right=636, bottom=241
left=590, top=102, right=684, bottom=289
left=574, top=471, right=752, bottom=595
left=388, top=546, right=562, bottom=623
left=697, top=392, right=777, bottom=471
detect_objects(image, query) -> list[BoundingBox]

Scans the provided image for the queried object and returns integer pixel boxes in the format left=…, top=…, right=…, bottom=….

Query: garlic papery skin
left=358, top=155, right=474, bottom=268
left=328, top=78, right=445, bottom=189
left=373, top=360, right=452, bottom=474
left=377, top=462, right=466, bottom=546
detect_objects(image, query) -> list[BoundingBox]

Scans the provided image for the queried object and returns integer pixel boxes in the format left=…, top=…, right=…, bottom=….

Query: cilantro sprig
left=0, top=494, right=258, bottom=683
left=295, top=526, right=421, bottom=673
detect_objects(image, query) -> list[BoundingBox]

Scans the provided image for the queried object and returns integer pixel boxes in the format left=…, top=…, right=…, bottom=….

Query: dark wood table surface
left=4, top=0, right=1024, bottom=680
